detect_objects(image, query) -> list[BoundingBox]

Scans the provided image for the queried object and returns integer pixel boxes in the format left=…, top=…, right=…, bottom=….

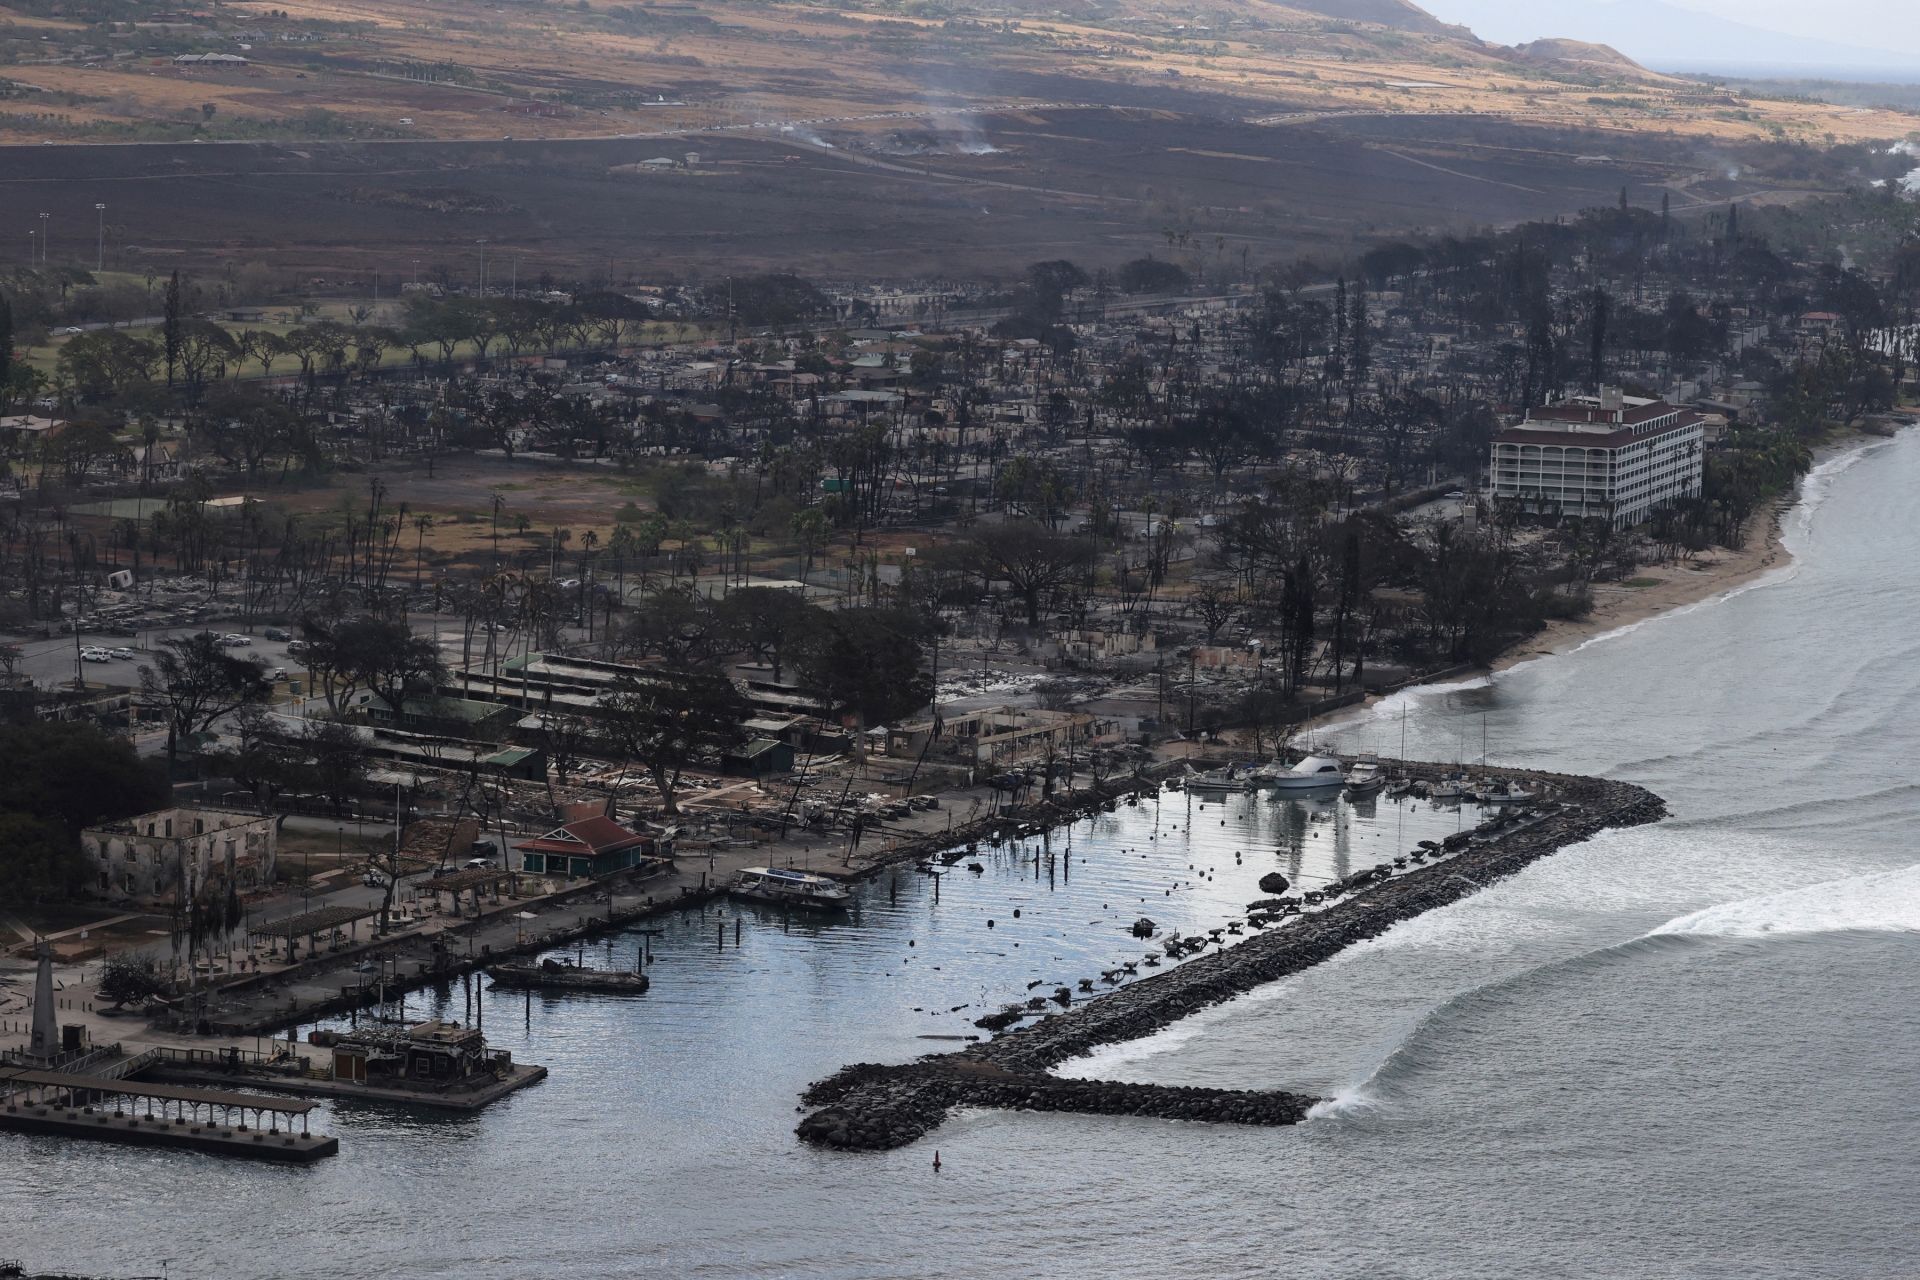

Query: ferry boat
left=729, top=866, right=851, bottom=910
left=1256, top=754, right=1348, bottom=791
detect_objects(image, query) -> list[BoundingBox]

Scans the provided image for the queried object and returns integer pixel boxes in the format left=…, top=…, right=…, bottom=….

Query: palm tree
left=414, top=512, right=434, bottom=587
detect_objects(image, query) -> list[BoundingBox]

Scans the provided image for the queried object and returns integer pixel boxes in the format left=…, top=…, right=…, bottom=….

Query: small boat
left=1429, top=777, right=1465, bottom=801
left=487, top=959, right=650, bottom=993
left=1344, top=753, right=1386, bottom=793
left=729, top=866, right=851, bottom=910
left=1480, top=781, right=1535, bottom=804
left=1256, top=754, right=1348, bottom=791
left=1185, top=763, right=1252, bottom=793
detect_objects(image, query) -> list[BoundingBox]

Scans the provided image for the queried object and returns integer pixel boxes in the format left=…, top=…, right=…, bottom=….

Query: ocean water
left=9, top=432, right=1920, bottom=1278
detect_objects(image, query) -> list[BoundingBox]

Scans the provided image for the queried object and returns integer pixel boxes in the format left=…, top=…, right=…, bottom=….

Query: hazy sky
left=1671, top=0, right=1902, bottom=44
left=1423, top=0, right=1920, bottom=63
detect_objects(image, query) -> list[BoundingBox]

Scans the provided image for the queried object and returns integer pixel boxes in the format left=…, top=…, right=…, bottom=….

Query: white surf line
left=1649, top=862, right=1920, bottom=938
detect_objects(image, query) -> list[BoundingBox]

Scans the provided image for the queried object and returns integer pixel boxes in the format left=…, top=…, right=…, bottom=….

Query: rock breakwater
left=796, top=764, right=1664, bottom=1150
left=795, top=1061, right=1316, bottom=1151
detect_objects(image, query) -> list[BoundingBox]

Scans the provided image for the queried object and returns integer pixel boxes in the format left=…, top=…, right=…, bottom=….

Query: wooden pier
left=0, top=1067, right=338, bottom=1162
left=146, top=1060, right=547, bottom=1112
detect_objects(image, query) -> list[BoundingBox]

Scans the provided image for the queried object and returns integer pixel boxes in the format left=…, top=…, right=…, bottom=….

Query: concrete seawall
left=0, top=1106, right=338, bottom=1162
left=797, top=762, right=1666, bottom=1150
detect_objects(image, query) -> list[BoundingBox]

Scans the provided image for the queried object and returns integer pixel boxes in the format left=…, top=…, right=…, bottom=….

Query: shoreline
left=1490, top=497, right=1792, bottom=676
left=1491, top=425, right=1887, bottom=675
left=1284, top=426, right=1893, bottom=740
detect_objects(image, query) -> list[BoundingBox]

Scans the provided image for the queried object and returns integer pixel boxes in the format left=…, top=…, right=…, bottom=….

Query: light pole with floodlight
left=95, top=203, right=106, bottom=272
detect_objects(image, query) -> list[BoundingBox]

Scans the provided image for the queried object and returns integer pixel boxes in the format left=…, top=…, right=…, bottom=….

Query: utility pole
left=1188, top=647, right=1197, bottom=735
left=94, top=204, right=106, bottom=272
left=38, top=212, right=48, bottom=265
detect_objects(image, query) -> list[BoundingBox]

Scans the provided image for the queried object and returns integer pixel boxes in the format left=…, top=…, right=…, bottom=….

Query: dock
left=0, top=1067, right=337, bottom=1162
left=145, top=1057, right=548, bottom=1111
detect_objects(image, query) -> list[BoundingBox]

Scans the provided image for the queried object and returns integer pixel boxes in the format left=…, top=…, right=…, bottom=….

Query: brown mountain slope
left=1263, top=0, right=1465, bottom=36
left=0, top=0, right=1890, bottom=156
left=1511, top=38, right=1648, bottom=71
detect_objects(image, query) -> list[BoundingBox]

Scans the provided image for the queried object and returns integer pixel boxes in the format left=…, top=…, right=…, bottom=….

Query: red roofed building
left=1489, top=388, right=1703, bottom=530
left=513, top=817, right=654, bottom=880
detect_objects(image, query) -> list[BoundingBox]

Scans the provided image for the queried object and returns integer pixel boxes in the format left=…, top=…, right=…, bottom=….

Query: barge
left=486, top=959, right=650, bottom=994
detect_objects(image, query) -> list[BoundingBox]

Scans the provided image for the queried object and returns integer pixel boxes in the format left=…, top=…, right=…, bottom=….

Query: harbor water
left=9, top=431, right=1920, bottom=1277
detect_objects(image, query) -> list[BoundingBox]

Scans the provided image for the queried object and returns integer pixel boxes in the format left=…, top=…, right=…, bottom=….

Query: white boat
left=1257, top=754, right=1348, bottom=791
left=1186, top=763, right=1252, bottom=793
left=1429, top=777, right=1465, bottom=801
left=1480, top=781, right=1535, bottom=803
left=729, top=867, right=851, bottom=910
left=1344, top=753, right=1386, bottom=793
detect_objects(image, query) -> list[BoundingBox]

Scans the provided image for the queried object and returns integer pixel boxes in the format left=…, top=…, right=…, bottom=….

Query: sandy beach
left=1490, top=504, right=1791, bottom=673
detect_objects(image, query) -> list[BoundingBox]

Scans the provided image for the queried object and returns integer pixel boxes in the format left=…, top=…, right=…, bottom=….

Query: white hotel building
left=1488, top=389, right=1705, bottom=530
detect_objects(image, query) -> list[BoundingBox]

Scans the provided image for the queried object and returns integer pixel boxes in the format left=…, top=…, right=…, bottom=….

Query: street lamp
left=94, top=203, right=106, bottom=272
left=38, top=212, right=47, bottom=266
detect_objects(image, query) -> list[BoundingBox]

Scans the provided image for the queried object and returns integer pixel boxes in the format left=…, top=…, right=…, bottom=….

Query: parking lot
left=14, top=626, right=307, bottom=694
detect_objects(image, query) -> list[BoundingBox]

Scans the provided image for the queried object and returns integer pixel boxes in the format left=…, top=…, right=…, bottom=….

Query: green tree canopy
left=792, top=607, right=933, bottom=728
left=598, top=668, right=749, bottom=815
left=0, top=720, right=168, bottom=905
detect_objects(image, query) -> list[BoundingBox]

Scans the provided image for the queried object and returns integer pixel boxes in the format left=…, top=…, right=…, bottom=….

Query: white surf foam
left=1053, top=976, right=1304, bottom=1078
left=1648, top=863, right=1920, bottom=938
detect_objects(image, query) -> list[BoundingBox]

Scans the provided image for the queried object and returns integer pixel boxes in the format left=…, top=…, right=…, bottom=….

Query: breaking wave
left=1648, top=864, right=1920, bottom=938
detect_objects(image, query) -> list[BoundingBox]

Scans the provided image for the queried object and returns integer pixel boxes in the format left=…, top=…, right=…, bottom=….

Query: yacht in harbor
left=1344, top=753, right=1386, bottom=793
left=1256, top=754, right=1349, bottom=791
left=730, top=866, right=852, bottom=910
left=1186, top=762, right=1254, bottom=793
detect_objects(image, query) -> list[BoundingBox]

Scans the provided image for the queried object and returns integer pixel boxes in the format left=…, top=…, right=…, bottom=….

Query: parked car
left=222, top=633, right=252, bottom=646
left=81, top=648, right=110, bottom=663
left=109, top=647, right=138, bottom=660
left=556, top=578, right=581, bottom=589
left=270, top=667, right=288, bottom=681
left=263, top=627, right=291, bottom=641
